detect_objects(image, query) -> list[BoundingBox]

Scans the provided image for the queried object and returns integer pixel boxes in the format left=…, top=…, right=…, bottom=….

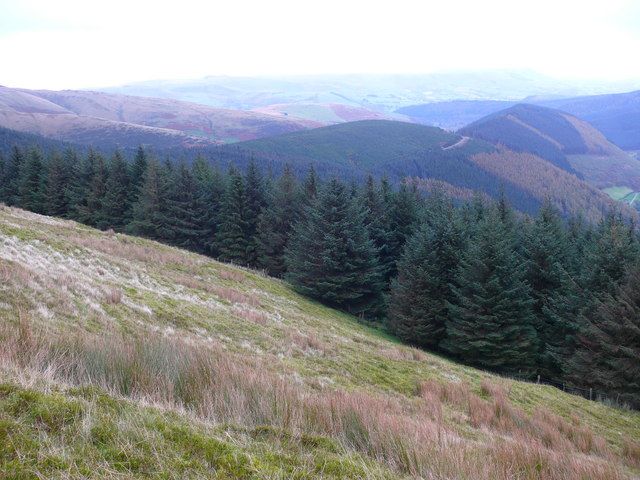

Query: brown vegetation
left=0, top=316, right=632, bottom=480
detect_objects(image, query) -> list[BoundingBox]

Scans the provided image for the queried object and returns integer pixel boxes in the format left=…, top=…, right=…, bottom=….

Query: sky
left=1, top=0, right=639, bottom=90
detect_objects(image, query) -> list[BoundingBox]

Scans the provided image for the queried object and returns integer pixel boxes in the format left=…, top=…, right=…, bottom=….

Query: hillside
left=1, top=205, right=639, bottom=479
left=213, top=120, right=626, bottom=220
left=0, top=86, right=316, bottom=149
left=459, top=104, right=640, bottom=190
left=538, top=90, right=640, bottom=150
left=396, top=100, right=515, bottom=130
left=253, top=103, right=406, bottom=124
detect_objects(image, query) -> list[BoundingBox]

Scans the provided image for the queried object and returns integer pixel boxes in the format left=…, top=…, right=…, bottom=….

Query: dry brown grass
left=211, top=285, right=260, bottom=307
left=232, top=306, right=268, bottom=325
left=0, top=318, right=632, bottom=480
left=219, top=269, right=245, bottom=282
left=102, top=287, right=123, bottom=305
left=71, top=234, right=202, bottom=267
left=622, top=438, right=640, bottom=467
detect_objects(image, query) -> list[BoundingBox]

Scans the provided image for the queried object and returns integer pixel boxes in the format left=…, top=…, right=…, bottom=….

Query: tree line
left=0, top=145, right=638, bottom=408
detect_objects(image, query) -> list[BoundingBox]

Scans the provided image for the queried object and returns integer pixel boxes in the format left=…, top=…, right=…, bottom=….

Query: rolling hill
left=1, top=205, right=639, bottom=479
left=102, top=71, right=640, bottom=112
left=459, top=104, right=640, bottom=190
left=253, top=103, right=407, bottom=124
left=536, top=90, right=640, bottom=151
left=396, top=100, right=515, bottom=130
left=0, top=86, right=316, bottom=150
left=212, top=120, right=626, bottom=221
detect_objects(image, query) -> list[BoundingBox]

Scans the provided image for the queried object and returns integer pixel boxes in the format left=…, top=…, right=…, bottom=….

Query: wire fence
left=507, top=373, right=632, bottom=410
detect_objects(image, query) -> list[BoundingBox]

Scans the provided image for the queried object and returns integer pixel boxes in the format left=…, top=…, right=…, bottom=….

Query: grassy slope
left=1, top=205, right=639, bottom=479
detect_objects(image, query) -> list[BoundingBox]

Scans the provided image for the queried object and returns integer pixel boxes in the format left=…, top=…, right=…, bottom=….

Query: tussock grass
left=1, top=205, right=639, bottom=478
left=0, top=318, right=632, bottom=479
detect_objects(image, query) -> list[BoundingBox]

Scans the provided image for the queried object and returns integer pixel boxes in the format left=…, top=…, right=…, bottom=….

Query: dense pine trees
left=285, top=178, right=384, bottom=316
left=442, top=207, right=538, bottom=374
left=388, top=192, right=464, bottom=348
left=2, top=143, right=640, bottom=407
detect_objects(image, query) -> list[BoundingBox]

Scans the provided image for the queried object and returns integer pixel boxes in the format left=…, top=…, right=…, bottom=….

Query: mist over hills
left=102, top=71, right=640, bottom=112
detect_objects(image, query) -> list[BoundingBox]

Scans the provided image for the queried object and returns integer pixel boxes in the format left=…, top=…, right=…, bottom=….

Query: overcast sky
left=1, top=0, right=639, bottom=90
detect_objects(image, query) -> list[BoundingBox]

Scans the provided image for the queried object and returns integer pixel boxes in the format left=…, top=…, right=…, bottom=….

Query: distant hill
left=396, top=100, right=515, bottom=130
left=459, top=104, right=640, bottom=189
left=213, top=120, right=624, bottom=220
left=253, top=103, right=407, bottom=124
left=0, top=86, right=315, bottom=150
left=103, top=71, right=640, bottom=112
left=536, top=90, right=640, bottom=150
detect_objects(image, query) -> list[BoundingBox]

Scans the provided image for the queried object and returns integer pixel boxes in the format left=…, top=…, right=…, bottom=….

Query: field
left=603, top=186, right=640, bottom=209
left=1, top=205, right=639, bottom=479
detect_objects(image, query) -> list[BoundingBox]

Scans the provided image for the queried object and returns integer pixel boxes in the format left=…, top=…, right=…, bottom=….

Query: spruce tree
left=387, top=181, right=419, bottom=278
left=45, top=151, right=72, bottom=217
left=192, top=157, right=223, bottom=256
left=165, top=163, right=207, bottom=250
left=585, top=212, right=638, bottom=297
left=443, top=208, right=538, bottom=374
left=256, top=165, right=301, bottom=276
left=100, top=151, right=131, bottom=230
left=244, top=160, right=266, bottom=267
left=0, top=146, right=24, bottom=206
left=18, top=148, right=45, bottom=213
left=85, top=151, right=108, bottom=226
left=360, top=175, right=394, bottom=284
left=128, top=160, right=172, bottom=240
left=216, top=167, right=249, bottom=265
left=388, top=192, right=464, bottom=348
left=568, top=264, right=640, bottom=408
left=302, top=165, right=318, bottom=205
left=285, top=178, right=383, bottom=317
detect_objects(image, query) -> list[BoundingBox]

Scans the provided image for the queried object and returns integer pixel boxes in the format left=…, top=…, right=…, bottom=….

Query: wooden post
left=537, top=375, right=540, bottom=384
left=562, top=383, right=565, bottom=392
left=589, top=388, right=593, bottom=401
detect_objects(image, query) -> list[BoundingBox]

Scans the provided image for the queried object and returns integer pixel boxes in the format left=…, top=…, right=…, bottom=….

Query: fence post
left=562, top=383, right=565, bottom=392
left=537, top=375, right=540, bottom=384
left=589, top=388, right=592, bottom=401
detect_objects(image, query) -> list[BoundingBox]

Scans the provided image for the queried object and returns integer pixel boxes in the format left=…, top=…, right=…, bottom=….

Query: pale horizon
left=2, top=0, right=640, bottom=90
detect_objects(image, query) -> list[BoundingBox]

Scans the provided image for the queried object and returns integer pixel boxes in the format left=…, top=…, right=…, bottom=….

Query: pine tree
left=387, top=181, right=419, bottom=278
left=130, top=146, right=147, bottom=193
left=18, top=148, right=45, bottom=213
left=585, top=212, right=638, bottom=297
left=128, top=160, right=172, bottom=240
left=45, top=151, right=72, bottom=217
left=244, top=160, right=266, bottom=267
left=192, top=157, right=223, bottom=256
left=521, top=200, right=587, bottom=377
left=0, top=153, right=5, bottom=200
left=100, top=151, right=131, bottom=230
left=216, top=167, right=248, bottom=264
left=360, top=175, right=394, bottom=284
left=0, top=146, right=24, bottom=206
left=66, top=149, right=102, bottom=224
left=256, top=165, right=301, bottom=276
left=85, top=152, right=108, bottom=226
left=302, top=165, right=318, bottom=205
left=388, top=192, right=465, bottom=348
left=568, top=264, right=640, bottom=408
left=285, top=178, right=384, bottom=317
left=165, top=163, right=207, bottom=250
left=442, top=208, right=538, bottom=374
